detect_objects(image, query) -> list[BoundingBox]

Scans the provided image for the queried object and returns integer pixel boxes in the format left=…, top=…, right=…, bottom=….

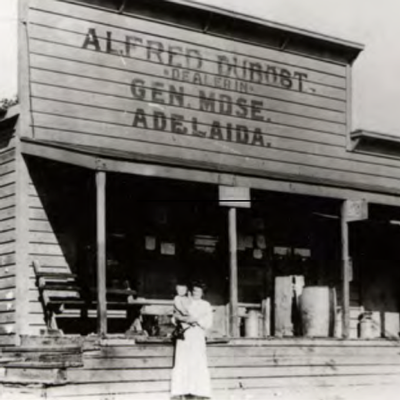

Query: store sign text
left=130, top=78, right=273, bottom=147
left=81, top=27, right=310, bottom=148
left=82, top=28, right=308, bottom=92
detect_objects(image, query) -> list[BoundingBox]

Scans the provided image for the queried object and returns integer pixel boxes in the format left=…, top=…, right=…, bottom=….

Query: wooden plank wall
left=0, top=139, right=17, bottom=345
left=27, top=177, right=71, bottom=334
left=42, top=340, right=400, bottom=400
left=22, top=0, right=400, bottom=195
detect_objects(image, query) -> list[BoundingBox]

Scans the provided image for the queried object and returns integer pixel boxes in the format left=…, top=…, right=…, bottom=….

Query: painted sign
left=78, top=25, right=329, bottom=150
left=34, top=0, right=400, bottom=193
left=344, top=199, right=368, bottom=222
left=219, top=186, right=251, bottom=208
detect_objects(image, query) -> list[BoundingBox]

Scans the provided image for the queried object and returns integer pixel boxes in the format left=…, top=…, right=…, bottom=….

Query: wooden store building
left=2, top=0, right=400, bottom=398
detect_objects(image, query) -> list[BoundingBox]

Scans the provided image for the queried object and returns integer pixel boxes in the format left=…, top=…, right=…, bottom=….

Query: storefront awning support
left=220, top=186, right=250, bottom=337
left=228, top=207, right=239, bottom=337
left=341, top=199, right=368, bottom=339
left=340, top=203, right=350, bottom=339
left=96, top=171, right=107, bottom=336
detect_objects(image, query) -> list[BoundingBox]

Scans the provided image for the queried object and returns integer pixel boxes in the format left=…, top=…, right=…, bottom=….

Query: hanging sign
left=219, top=186, right=251, bottom=208
left=344, top=199, right=368, bottom=222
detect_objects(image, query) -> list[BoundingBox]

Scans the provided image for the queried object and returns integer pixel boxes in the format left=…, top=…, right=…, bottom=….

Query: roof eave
left=163, top=0, right=364, bottom=62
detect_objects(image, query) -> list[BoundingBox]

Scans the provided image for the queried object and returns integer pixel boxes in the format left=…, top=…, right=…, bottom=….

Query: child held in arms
left=172, top=281, right=192, bottom=340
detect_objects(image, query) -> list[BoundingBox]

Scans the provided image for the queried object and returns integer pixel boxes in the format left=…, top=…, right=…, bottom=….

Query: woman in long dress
left=171, top=283, right=213, bottom=399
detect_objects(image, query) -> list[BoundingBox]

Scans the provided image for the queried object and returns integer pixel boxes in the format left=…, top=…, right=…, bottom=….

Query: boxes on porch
left=274, top=275, right=304, bottom=337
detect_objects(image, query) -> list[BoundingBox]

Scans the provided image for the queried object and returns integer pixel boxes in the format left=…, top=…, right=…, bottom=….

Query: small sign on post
left=219, top=186, right=251, bottom=208
left=344, top=199, right=368, bottom=222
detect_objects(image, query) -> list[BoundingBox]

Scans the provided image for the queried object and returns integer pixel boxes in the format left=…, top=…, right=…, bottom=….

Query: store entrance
left=236, top=191, right=341, bottom=337
left=105, top=173, right=229, bottom=334
left=27, top=156, right=344, bottom=337
left=30, top=156, right=400, bottom=340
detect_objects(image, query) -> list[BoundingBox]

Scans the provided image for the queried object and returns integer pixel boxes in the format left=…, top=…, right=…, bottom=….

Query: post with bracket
left=96, top=170, right=107, bottom=336
left=219, top=186, right=251, bottom=337
left=341, top=199, right=368, bottom=338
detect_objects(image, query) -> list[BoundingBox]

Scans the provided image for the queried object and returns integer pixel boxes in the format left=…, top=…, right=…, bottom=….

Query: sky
left=194, top=0, right=400, bottom=134
left=0, top=1, right=17, bottom=102
left=1, top=0, right=400, bottom=134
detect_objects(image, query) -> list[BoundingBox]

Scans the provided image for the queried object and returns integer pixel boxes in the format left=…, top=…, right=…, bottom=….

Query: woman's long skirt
left=171, top=326, right=212, bottom=398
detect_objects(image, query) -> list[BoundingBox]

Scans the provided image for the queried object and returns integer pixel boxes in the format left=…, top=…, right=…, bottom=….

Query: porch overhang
left=20, top=137, right=400, bottom=207
left=0, top=105, right=19, bottom=132
left=351, top=129, right=400, bottom=159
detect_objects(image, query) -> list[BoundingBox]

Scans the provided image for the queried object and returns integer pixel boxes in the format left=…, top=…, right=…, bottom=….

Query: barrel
left=300, top=286, right=330, bottom=337
left=245, top=310, right=260, bottom=338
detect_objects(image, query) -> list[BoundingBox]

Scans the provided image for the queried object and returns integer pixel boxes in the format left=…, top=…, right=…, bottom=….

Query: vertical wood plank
left=15, top=0, right=32, bottom=340
left=14, top=152, right=30, bottom=339
left=262, top=297, right=271, bottom=337
left=228, top=207, right=239, bottom=337
left=96, top=171, right=107, bottom=336
left=345, top=64, right=352, bottom=151
left=14, top=0, right=37, bottom=342
left=18, top=0, right=33, bottom=138
left=341, top=201, right=350, bottom=339
left=274, top=276, right=294, bottom=337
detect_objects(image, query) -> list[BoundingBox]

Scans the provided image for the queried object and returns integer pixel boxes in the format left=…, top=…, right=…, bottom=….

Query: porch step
left=0, top=365, right=67, bottom=385
left=2, top=345, right=82, bottom=356
left=0, top=336, right=85, bottom=372
left=20, top=334, right=101, bottom=351
left=20, top=334, right=83, bottom=348
left=0, top=355, right=24, bottom=365
left=0, top=344, right=82, bottom=386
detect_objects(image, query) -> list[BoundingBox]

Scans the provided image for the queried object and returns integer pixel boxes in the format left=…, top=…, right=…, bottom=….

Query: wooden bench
left=33, top=260, right=139, bottom=333
left=33, top=260, right=90, bottom=331
left=33, top=262, right=226, bottom=337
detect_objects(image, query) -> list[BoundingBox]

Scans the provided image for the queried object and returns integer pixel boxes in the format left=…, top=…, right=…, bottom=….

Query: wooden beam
left=18, top=0, right=33, bottom=139
left=341, top=201, right=350, bottom=339
left=20, top=139, right=400, bottom=207
left=228, top=207, right=239, bottom=337
left=345, top=64, right=353, bottom=151
left=20, top=140, right=98, bottom=170
left=14, top=154, right=32, bottom=338
left=96, top=171, right=107, bottom=336
left=13, top=0, right=33, bottom=344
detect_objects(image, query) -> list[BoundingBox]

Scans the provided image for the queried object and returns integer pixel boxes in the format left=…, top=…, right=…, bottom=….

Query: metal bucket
left=245, top=310, right=260, bottom=338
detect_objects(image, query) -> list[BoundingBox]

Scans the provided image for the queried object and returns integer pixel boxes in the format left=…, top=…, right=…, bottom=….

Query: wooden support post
left=341, top=201, right=350, bottom=339
left=220, top=186, right=250, bottom=337
left=96, top=171, right=107, bottom=336
left=228, top=207, right=239, bottom=337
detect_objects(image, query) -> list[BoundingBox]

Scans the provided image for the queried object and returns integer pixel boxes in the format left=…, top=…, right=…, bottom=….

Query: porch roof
left=0, top=105, right=19, bottom=132
left=20, top=137, right=400, bottom=207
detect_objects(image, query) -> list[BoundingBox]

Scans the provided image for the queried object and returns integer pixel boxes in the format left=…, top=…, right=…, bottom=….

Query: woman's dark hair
left=190, top=280, right=207, bottom=292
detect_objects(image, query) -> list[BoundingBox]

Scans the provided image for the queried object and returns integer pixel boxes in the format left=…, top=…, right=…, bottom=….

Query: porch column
left=228, top=207, right=239, bottom=337
left=219, top=186, right=250, bottom=337
left=341, top=199, right=368, bottom=339
left=96, top=171, right=107, bottom=336
left=340, top=202, right=350, bottom=339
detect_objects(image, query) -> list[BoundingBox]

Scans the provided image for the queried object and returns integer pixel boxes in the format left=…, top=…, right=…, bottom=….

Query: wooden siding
left=0, top=147, right=17, bottom=345
left=27, top=180, right=71, bottom=333
left=40, top=339, right=400, bottom=400
left=20, top=0, right=400, bottom=195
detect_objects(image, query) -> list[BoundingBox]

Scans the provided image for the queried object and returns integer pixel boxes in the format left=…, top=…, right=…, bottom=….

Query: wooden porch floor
left=1, top=336, right=400, bottom=399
